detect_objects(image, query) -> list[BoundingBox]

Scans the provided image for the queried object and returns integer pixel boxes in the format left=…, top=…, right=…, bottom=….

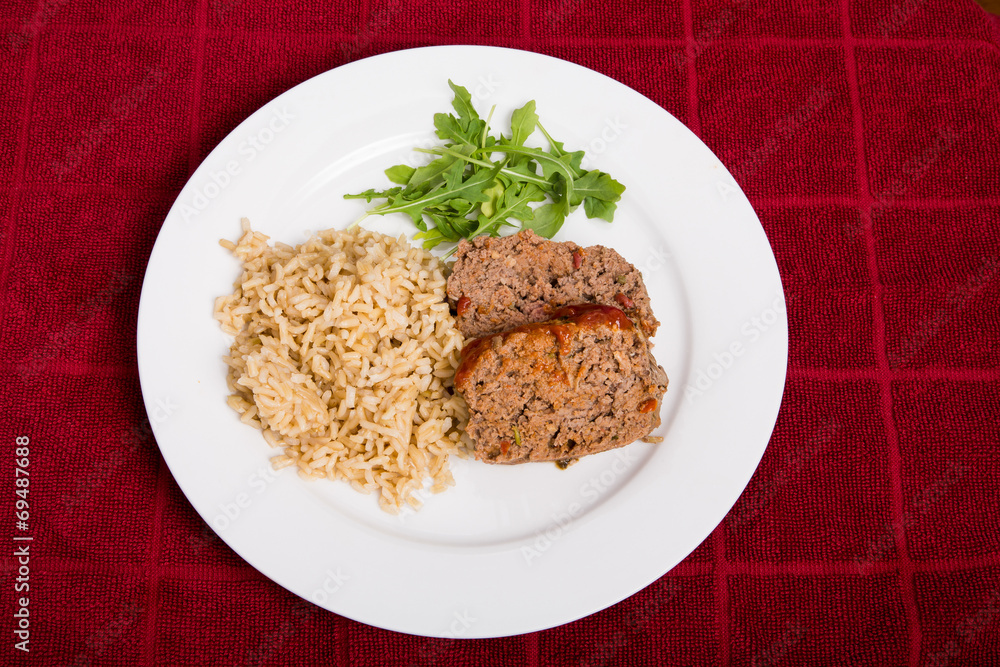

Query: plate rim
left=137, top=44, right=788, bottom=638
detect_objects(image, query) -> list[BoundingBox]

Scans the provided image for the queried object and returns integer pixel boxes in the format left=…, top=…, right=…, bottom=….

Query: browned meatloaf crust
left=447, top=230, right=659, bottom=339
left=454, top=304, right=668, bottom=464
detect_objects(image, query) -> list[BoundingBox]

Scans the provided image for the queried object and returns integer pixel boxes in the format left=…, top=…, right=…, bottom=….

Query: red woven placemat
left=2, top=0, right=999, bottom=664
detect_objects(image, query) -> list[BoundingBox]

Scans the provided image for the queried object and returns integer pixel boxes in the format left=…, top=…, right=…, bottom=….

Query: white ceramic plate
left=137, top=45, right=787, bottom=638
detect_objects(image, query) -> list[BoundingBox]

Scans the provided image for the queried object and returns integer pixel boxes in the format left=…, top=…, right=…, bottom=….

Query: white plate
left=137, top=45, right=787, bottom=638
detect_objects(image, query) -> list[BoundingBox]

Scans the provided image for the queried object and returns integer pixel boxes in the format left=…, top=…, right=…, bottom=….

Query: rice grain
left=215, top=219, right=471, bottom=513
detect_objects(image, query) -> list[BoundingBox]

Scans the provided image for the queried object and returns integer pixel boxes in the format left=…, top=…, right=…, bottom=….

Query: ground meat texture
left=454, top=304, right=668, bottom=464
left=447, top=230, right=659, bottom=339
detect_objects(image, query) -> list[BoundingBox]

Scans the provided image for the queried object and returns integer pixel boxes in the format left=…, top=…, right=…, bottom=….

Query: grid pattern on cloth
left=0, top=0, right=999, bottom=664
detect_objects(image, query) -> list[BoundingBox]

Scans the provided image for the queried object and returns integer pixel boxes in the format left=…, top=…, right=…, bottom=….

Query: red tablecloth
left=2, top=0, right=999, bottom=664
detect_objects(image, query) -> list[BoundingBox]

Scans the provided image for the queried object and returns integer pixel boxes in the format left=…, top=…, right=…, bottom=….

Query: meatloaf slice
left=454, top=304, right=668, bottom=464
left=447, top=230, right=659, bottom=339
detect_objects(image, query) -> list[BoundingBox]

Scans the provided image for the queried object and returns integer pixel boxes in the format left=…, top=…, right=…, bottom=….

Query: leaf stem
left=415, top=146, right=493, bottom=169
left=348, top=210, right=371, bottom=230
left=536, top=121, right=560, bottom=154
left=482, top=105, right=496, bottom=149
left=476, top=145, right=575, bottom=214
left=416, top=146, right=550, bottom=187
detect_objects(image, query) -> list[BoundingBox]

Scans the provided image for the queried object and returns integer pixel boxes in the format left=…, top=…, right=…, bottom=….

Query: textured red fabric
left=2, top=0, right=999, bottom=665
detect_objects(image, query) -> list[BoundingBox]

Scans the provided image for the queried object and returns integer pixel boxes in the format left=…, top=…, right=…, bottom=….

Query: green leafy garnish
left=345, top=80, right=625, bottom=255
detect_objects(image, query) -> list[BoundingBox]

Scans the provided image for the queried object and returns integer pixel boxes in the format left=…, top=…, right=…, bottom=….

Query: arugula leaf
left=467, top=145, right=576, bottom=216
left=434, top=113, right=480, bottom=147
left=442, top=158, right=466, bottom=191
left=536, top=121, right=585, bottom=178
left=365, top=164, right=500, bottom=224
left=345, top=82, right=625, bottom=252
left=384, top=164, right=415, bottom=185
left=569, top=170, right=626, bottom=207
left=479, top=181, right=506, bottom=218
left=509, top=101, right=538, bottom=146
left=435, top=197, right=476, bottom=216
left=448, top=80, right=480, bottom=127
left=499, top=161, right=549, bottom=188
left=409, top=147, right=470, bottom=188
left=522, top=202, right=566, bottom=238
left=413, top=226, right=448, bottom=249
left=344, top=186, right=403, bottom=203
left=429, top=211, right=476, bottom=240
left=473, top=184, right=543, bottom=238
left=481, top=105, right=496, bottom=149
left=583, top=196, right=618, bottom=222
left=557, top=149, right=585, bottom=176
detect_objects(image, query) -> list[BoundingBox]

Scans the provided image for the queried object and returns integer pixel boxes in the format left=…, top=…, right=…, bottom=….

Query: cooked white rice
left=214, top=218, right=471, bottom=513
